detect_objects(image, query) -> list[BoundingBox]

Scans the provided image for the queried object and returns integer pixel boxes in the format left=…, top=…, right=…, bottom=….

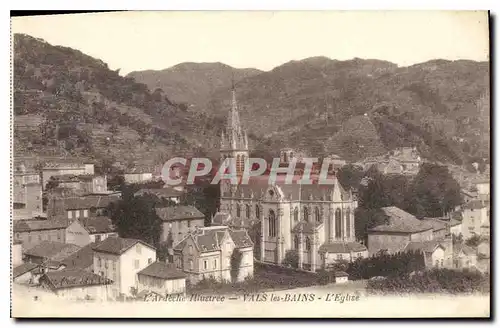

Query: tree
left=336, top=164, right=364, bottom=191
left=465, top=235, right=481, bottom=247
left=107, top=185, right=163, bottom=247
left=230, top=248, right=243, bottom=283
left=407, top=163, right=463, bottom=218
left=282, top=250, right=299, bottom=268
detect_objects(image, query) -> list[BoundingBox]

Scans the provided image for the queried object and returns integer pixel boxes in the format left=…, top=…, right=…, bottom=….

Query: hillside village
left=12, top=34, right=490, bottom=302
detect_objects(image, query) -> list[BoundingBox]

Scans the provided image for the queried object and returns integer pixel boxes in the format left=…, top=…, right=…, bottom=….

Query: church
left=213, top=87, right=368, bottom=272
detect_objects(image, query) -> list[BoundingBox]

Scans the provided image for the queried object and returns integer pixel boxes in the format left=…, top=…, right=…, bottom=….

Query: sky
left=11, top=11, right=489, bottom=76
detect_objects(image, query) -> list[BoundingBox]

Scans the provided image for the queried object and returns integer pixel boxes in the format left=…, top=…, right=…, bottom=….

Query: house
left=65, top=216, right=118, bottom=247
left=13, top=161, right=43, bottom=218
left=60, top=243, right=96, bottom=272
left=155, top=205, right=205, bottom=246
left=124, top=170, right=153, bottom=184
left=421, top=218, right=448, bottom=240
left=404, top=240, right=446, bottom=269
left=13, top=262, right=40, bottom=284
left=134, top=187, right=183, bottom=204
left=47, top=194, right=120, bottom=220
left=324, top=154, right=347, bottom=170
left=173, top=226, right=254, bottom=284
left=461, top=200, right=489, bottom=239
left=13, top=240, right=23, bottom=267
left=13, top=219, right=69, bottom=249
left=23, top=241, right=81, bottom=269
left=319, top=242, right=369, bottom=265
left=92, top=237, right=156, bottom=299
left=473, top=180, right=490, bottom=197
left=42, top=161, right=94, bottom=189
left=48, top=174, right=108, bottom=195
left=136, top=261, right=187, bottom=296
left=453, top=244, right=478, bottom=270
left=334, top=271, right=349, bottom=284
left=367, top=207, right=434, bottom=255
left=39, top=269, right=113, bottom=301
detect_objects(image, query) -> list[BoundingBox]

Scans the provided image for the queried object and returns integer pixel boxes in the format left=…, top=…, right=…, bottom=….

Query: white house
left=404, top=240, right=446, bottom=269
left=136, top=261, right=187, bottom=296
left=461, top=200, right=489, bottom=239
left=92, top=237, right=156, bottom=299
left=173, top=226, right=254, bottom=284
left=39, top=269, right=113, bottom=301
left=65, top=216, right=118, bottom=247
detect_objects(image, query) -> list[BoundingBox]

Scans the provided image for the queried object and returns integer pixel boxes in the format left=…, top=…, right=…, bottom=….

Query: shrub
left=230, top=249, right=243, bottom=283
left=282, top=250, right=299, bottom=268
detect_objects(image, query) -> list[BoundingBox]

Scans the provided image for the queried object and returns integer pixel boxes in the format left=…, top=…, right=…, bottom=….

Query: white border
left=3, top=1, right=498, bottom=326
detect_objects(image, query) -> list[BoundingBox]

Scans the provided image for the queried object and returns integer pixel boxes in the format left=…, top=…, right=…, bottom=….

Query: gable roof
left=229, top=230, right=253, bottom=248
left=92, top=236, right=155, bottom=255
left=60, top=243, right=95, bottom=270
left=13, top=218, right=69, bottom=233
left=13, top=262, right=39, bottom=278
left=137, top=261, right=186, bottom=280
left=41, top=269, right=113, bottom=290
left=404, top=240, right=444, bottom=253
left=24, top=241, right=81, bottom=261
left=174, top=226, right=229, bottom=253
left=369, top=207, right=433, bottom=234
left=78, top=216, right=116, bottom=234
left=155, top=205, right=205, bottom=221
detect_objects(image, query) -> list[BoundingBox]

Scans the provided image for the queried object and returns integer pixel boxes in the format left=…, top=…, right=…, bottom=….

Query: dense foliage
left=366, top=269, right=489, bottom=294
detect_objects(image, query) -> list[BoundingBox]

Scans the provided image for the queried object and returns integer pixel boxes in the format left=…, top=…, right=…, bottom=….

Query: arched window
left=268, top=210, right=277, bottom=237
left=314, top=207, right=321, bottom=223
left=236, top=204, right=241, bottom=218
left=303, top=207, right=309, bottom=222
left=294, top=207, right=299, bottom=221
left=246, top=204, right=251, bottom=219
left=335, top=208, right=342, bottom=238
left=346, top=208, right=351, bottom=238
left=305, top=237, right=311, bottom=251
left=294, top=235, right=300, bottom=249
left=255, top=205, right=260, bottom=219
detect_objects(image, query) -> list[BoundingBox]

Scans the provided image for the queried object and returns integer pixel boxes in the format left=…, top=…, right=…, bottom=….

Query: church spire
left=221, top=81, right=248, bottom=152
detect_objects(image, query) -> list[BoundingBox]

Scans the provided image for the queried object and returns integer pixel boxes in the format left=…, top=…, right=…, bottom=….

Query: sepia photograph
left=10, top=10, right=490, bottom=318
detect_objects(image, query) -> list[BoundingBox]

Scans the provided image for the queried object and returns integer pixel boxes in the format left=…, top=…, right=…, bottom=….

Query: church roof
left=222, top=177, right=352, bottom=202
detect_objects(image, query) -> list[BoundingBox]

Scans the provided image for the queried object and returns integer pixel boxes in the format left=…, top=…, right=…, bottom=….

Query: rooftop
left=14, top=218, right=69, bottom=233
left=155, top=205, right=205, bottom=221
left=24, top=241, right=81, bottom=261
left=60, top=243, right=95, bottom=270
left=59, top=194, right=121, bottom=210
left=41, top=269, right=113, bottom=290
left=137, top=261, right=186, bottom=280
left=319, top=241, right=367, bottom=254
left=134, top=187, right=183, bottom=199
left=369, top=207, right=434, bottom=234
left=92, top=236, right=155, bottom=255
left=13, top=262, right=39, bottom=278
left=78, top=216, right=116, bottom=234
left=463, top=200, right=488, bottom=210
left=404, top=240, right=444, bottom=253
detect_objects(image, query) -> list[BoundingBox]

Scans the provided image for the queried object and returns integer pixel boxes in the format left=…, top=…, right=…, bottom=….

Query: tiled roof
left=134, top=187, right=183, bottom=198
left=448, top=218, right=462, bottom=227
left=60, top=243, right=95, bottom=270
left=221, top=177, right=352, bottom=202
left=137, top=261, right=186, bottom=280
left=174, top=226, right=251, bottom=253
left=78, top=216, right=116, bottom=234
left=292, top=221, right=323, bottom=234
left=92, top=236, right=155, bottom=255
left=24, top=241, right=81, bottom=261
left=212, top=212, right=231, bottom=226
left=422, top=218, right=448, bottom=232
left=369, top=207, right=434, bottom=233
left=41, top=269, right=113, bottom=290
left=463, top=200, right=487, bottom=210
left=155, top=205, right=205, bottom=221
left=13, top=262, right=39, bottom=278
left=319, top=242, right=367, bottom=254
left=13, top=218, right=69, bottom=232
left=62, top=194, right=120, bottom=210
left=229, top=230, right=253, bottom=248
left=404, top=240, right=443, bottom=253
